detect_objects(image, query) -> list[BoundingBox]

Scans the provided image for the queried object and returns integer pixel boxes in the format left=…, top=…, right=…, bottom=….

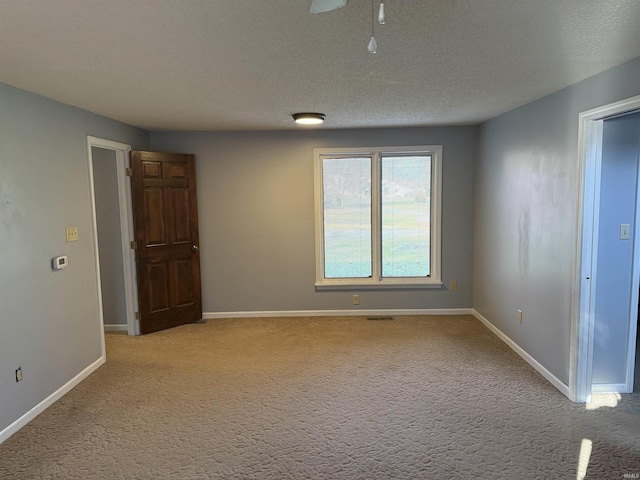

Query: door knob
left=192, top=245, right=199, bottom=252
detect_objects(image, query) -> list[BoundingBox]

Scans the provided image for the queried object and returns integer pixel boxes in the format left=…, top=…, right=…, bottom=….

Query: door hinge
left=135, top=312, right=141, bottom=320
left=126, top=167, right=133, bottom=177
left=130, top=240, right=137, bottom=250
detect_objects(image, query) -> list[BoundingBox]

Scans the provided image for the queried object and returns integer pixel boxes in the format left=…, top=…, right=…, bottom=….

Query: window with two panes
left=314, top=146, right=442, bottom=288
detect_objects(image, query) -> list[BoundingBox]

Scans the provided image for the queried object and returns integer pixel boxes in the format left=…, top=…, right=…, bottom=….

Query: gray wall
left=92, top=147, right=127, bottom=326
left=474, top=56, right=640, bottom=386
left=150, top=127, right=478, bottom=313
left=0, top=83, right=149, bottom=434
left=592, top=112, right=640, bottom=385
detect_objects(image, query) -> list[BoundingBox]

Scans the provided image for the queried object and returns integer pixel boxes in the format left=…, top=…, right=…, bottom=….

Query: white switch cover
left=620, top=224, right=630, bottom=240
left=66, top=226, right=79, bottom=242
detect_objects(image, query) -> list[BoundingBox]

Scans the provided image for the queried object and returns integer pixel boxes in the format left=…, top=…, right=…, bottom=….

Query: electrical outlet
left=450, top=280, right=457, bottom=291
left=517, top=309, right=523, bottom=324
left=15, top=367, right=22, bottom=382
left=352, top=294, right=359, bottom=305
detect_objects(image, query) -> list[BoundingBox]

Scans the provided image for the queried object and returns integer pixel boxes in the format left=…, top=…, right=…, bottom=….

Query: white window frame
left=314, top=145, right=442, bottom=289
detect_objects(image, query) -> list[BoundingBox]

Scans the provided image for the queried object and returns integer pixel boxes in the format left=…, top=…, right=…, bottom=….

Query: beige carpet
left=0, top=315, right=639, bottom=479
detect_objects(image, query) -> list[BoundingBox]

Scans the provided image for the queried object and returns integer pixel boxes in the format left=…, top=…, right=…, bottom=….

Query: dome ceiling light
left=292, top=113, right=326, bottom=125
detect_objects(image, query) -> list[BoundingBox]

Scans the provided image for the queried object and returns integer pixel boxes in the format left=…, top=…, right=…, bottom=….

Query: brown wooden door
left=130, top=151, right=202, bottom=334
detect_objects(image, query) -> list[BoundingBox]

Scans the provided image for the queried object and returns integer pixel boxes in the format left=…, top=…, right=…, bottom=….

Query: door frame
left=571, top=94, right=640, bottom=402
left=87, top=136, right=140, bottom=337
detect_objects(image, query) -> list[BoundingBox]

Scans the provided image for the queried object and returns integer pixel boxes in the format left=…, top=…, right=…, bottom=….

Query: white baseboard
left=203, top=308, right=473, bottom=319
left=591, top=383, right=630, bottom=394
left=0, top=356, right=106, bottom=445
left=472, top=309, right=572, bottom=400
left=104, top=324, right=128, bottom=332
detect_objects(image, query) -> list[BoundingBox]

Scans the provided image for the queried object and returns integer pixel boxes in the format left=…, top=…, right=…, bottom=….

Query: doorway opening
left=572, top=95, right=640, bottom=403
left=86, top=136, right=139, bottom=342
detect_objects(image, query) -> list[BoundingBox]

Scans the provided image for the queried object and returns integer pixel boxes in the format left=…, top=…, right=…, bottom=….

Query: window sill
left=315, top=279, right=443, bottom=291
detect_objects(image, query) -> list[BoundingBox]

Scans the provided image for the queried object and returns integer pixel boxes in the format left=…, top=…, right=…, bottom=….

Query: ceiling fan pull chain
left=368, top=0, right=377, bottom=54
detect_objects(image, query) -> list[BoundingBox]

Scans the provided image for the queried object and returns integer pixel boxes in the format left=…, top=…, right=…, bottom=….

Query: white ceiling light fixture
left=292, top=113, right=326, bottom=125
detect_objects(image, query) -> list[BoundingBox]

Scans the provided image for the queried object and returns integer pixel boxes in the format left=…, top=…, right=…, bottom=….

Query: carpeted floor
left=0, top=315, right=638, bottom=479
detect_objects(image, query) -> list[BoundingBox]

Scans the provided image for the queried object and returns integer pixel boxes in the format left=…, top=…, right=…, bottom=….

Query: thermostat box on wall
left=52, top=256, right=68, bottom=271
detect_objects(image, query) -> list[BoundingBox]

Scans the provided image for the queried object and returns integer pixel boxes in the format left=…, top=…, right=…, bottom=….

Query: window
left=314, top=146, right=442, bottom=288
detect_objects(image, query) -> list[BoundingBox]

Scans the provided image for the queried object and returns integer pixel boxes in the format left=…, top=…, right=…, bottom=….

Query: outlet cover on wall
left=352, top=294, right=359, bottom=305
left=517, top=309, right=523, bottom=324
left=450, top=280, right=457, bottom=291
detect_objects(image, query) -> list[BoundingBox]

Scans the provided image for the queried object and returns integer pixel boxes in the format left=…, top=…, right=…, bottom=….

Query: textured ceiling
left=1, top=0, right=639, bottom=131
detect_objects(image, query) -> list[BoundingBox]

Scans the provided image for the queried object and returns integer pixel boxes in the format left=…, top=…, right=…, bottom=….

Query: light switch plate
left=620, top=224, right=630, bottom=240
left=65, top=226, right=79, bottom=242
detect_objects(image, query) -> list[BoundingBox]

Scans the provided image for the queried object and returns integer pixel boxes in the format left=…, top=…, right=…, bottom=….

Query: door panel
left=148, top=263, right=170, bottom=312
left=145, top=189, right=166, bottom=245
left=172, top=259, right=195, bottom=306
left=143, top=161, right=162, bottom=178
left=169, top=163, right=187, bottom=179
left=172, top=188, right=191, bottom=242
left=131, top=151, right=202, bottom=334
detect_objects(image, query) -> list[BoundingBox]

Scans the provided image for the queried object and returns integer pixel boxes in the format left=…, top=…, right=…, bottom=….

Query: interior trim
left=203, top=308, right=473, bottom=319
left=104, top=324, right=128, bottom=332
left=0, top=356, right=105, bottom=445
left=591, top=383, right=628, bottom=394
left=472, top=309, right=571, bottom=400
